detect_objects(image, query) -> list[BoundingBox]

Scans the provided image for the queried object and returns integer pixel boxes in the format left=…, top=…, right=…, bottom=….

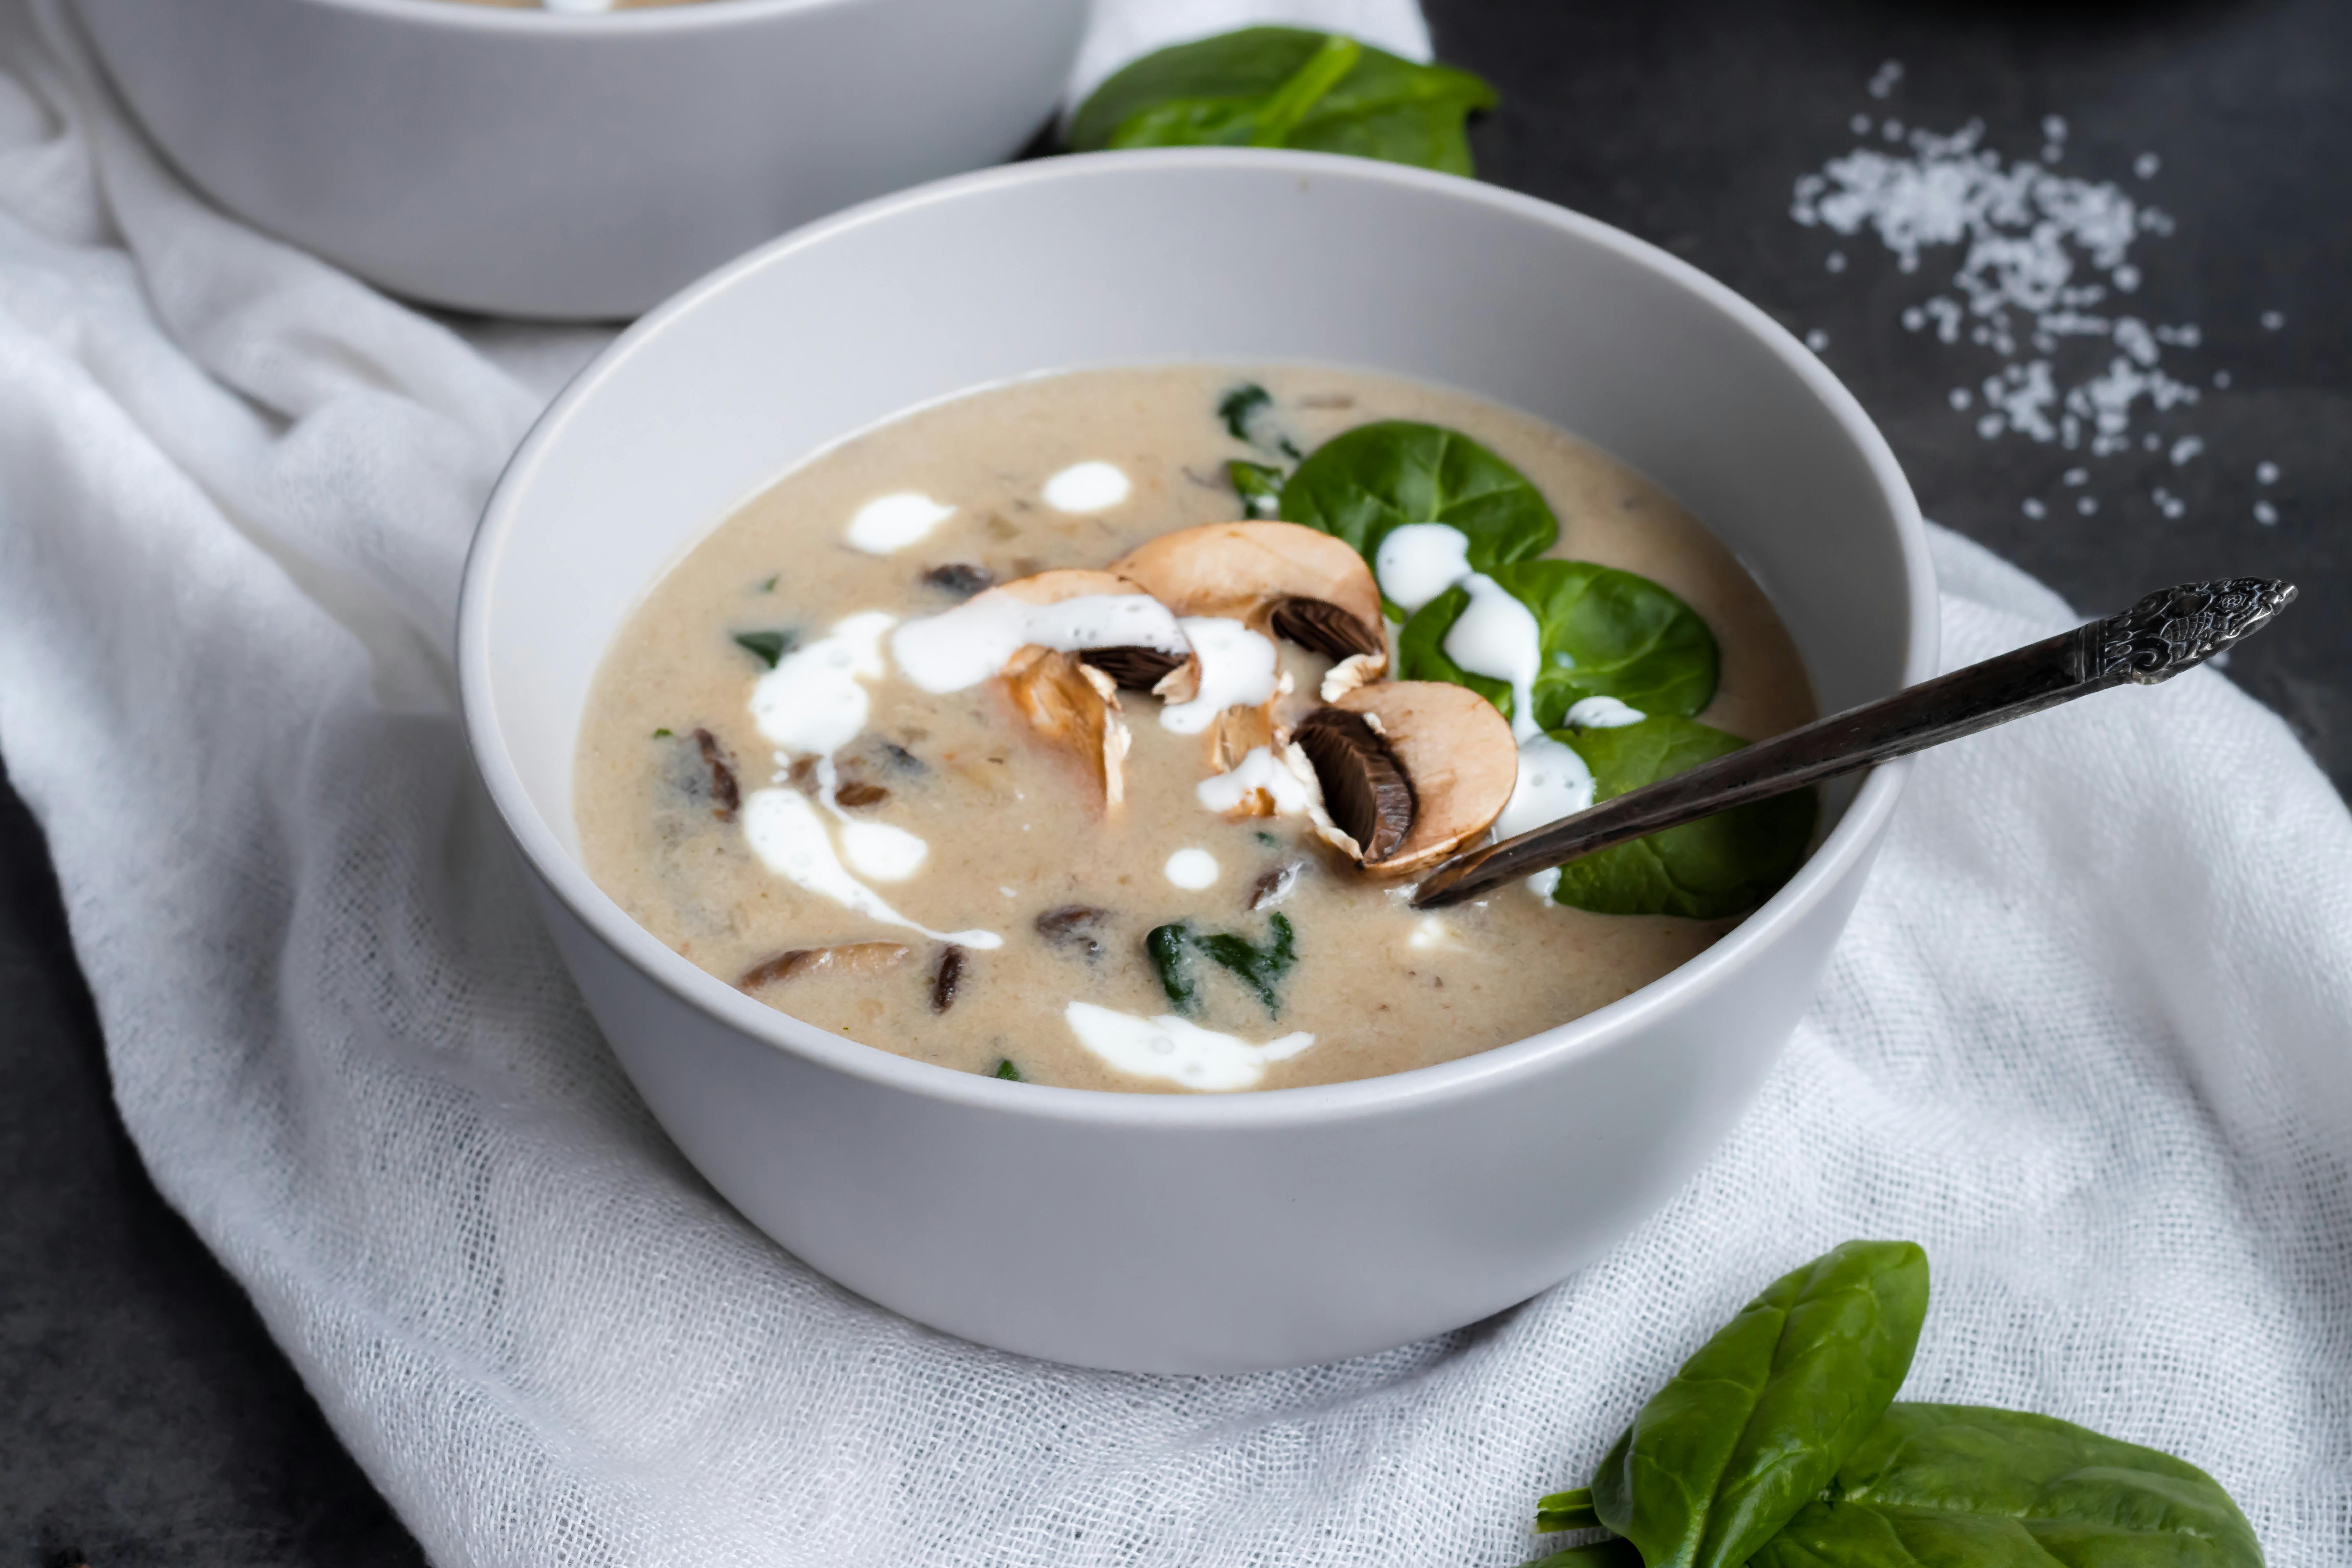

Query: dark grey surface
left=3, top=1, right=2343, bottom=1563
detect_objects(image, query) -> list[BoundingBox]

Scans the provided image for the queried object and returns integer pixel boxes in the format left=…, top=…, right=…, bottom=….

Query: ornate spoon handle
left=1410, top=577, right=2298, bottom=911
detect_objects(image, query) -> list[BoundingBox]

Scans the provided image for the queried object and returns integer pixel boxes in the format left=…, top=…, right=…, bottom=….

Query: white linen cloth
left=1, top=1, right=2347, bottom=1562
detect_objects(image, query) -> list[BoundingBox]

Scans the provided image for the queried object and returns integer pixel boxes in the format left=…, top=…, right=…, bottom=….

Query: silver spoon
left=1410, top=576, right=2298, bottom=911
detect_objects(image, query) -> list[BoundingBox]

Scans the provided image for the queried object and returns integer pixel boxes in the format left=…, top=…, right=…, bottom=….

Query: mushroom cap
left=1291, top=681, right=1517, bottom=874
left=985, top=568, right=1195, bottom=695
left=1110, top=522, right=1386, bottom=668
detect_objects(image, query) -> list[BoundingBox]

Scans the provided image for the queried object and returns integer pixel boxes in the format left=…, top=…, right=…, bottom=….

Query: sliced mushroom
left=738, top=942, right=911, bottom=991
left=992, top=569, right=1195, bottom=694
left=979, top=569, right=1189, bottom=811
left=692, top=727, right=741, bottom=821
left=1003, top=648, right=1130, bottom=811
left=930, top=945, right=967, bottom=1013
left=1289, top=708, right=1417, bottom=863
left=1109, top=521, right=1387, bottom=699
left=1284, top=681, right=1517, bottom=874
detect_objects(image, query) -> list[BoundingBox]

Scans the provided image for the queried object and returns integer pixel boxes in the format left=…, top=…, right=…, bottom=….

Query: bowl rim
left=287, top=0, right=875, bottom=34
left=458, top=146, right=1939, bottom=1130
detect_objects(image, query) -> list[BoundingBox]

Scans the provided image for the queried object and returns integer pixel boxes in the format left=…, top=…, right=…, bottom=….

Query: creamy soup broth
left=575, top=366, right=1816, bottom=1092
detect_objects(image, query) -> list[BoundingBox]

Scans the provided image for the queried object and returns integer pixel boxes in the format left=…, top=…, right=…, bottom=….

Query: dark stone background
left=4, top=0, right=2342, bottom=1561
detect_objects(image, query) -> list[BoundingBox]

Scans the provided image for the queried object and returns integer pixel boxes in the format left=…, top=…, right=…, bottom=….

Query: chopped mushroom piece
left=737, top=942, right=911, bottom=991
left=981, top=569, right=1184, bottom=811
left=692, top=727, right=741, bottom=821
left=1109, top=521, right=1387, bottom=700
left=930, top=945, right=966, bottom=1013
left=1284, top=682, right=1516, bottom=874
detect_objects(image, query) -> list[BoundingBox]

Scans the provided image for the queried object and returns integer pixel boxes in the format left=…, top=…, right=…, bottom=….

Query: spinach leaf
left=1281, top=421, right=1556, bottom=603
left=1548, top=717, right=1815, bottom=920
left=1527, top=1541, right=1643, bottom=1568
left=1218, top=382, right=1301, bottom=459
left=1146, top=923, right=1198, bottom=1014
left=1590, top=1240, right=1929, bottom=1568
left=1746, top=1404, right=2263, bottom=1568
left=1193, top=911, right=1297, bottom=1016
left=1536, top=1487, right=1601, bottom=1533
left=1066, top=27, right=1498, bottom=177
left=1399, top=561, right=1719, bottom=727
left=1230, top=460, right=1286, bottom=517
left=992, top=1057, right=1024, bottom=1082
left=1147, top=914, right=1298, bottom=1018
left=733, top=629, right=795, bottom=669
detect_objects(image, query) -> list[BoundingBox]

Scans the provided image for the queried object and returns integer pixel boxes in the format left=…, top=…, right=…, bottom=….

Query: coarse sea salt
left=1787, top=69, right=2271, bottom=522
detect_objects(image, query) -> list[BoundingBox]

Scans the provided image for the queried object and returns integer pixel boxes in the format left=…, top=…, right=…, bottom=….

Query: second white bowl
left=75, top=0, right=1088, bottom=319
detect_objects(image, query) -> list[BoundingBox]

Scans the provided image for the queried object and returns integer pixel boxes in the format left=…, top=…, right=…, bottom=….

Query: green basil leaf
left=1066, top=27, right=1497, bottom=177
left=1590, top=1240, right=1930, bottom=1568
left=1550, top=717, right=1815, bottom=920
left=1745, top=1404, right=2264, bottom=1568
left=991, top=1057, right=1024, bottom=1082
left=1397, top=561, right=1718, bottom=726
left=1281, top=421, right=1557, bottom=601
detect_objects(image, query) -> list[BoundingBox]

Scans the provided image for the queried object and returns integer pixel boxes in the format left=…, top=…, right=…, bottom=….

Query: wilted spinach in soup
left=574, top=366, right=1818, bottom=1093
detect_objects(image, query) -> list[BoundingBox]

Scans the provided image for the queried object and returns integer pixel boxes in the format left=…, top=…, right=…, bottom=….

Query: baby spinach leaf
left=1066, top=27, right=1498, bottom=177
left=1149, top=915, right=1298, bottom=1018
left=1230, top=460, right=1288, bottom=518
left=1218, top=382, right=1301, bottom=459
left=1536, top=1487, right=1601, bottom=1533
left=1590, top=1240, right=1929, bottom=1568
left=1527, top=1540, right=1643, bottom=1568
left=1548, top=716, right=1815, bottom=920
left=1399, top=562, right=1719, bottom=727
left=733, top=629, right=795, bottom=669
left=1281, top=421, right=1556, bottom=598
left=1192, top=911, right=1297, bottom=1016
left=1745, top=1404, right=2264, bottom=1568
left=1145, top=923, right=1198, bottom=1015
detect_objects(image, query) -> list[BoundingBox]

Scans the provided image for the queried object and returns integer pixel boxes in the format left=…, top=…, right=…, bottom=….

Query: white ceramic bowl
left=73, top=0, right=1087, bottom=319
left=459, top=150, right=1937, bottom=1373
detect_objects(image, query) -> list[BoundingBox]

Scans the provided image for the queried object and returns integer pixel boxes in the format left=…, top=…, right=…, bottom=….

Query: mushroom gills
left=1290, top=708, right=1417, bottom=863
left=1081, top=644, right=1189, bottom=692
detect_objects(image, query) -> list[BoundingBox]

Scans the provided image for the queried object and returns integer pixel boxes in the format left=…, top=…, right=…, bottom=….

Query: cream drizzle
left=1566, top=695, right=1647, bottom=728
left=1442, top=572, right=1544, bottom=741
left=1196, top=745, right=1310, bottom=816
left=890, top=592, right=1189, bottom=695
left=1374, top=522, right=1474, bottom=615
left=1163, top=848, right=1220, bottom=889
left=1158, top=616, right=1278, bottom=735
left=750, top=611, right=896, bottom=754
left=1041, top=461, right=1132, bottom=513
left=844, top=492, right=956, bottom=555
left=738, top=790, right=1001, bottom=948
left=1062, top=1002, right=1314, bottom=1091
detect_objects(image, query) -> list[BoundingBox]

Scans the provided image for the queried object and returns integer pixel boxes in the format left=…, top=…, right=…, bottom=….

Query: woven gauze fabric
left=0, top=2, right=2346, bottom=1563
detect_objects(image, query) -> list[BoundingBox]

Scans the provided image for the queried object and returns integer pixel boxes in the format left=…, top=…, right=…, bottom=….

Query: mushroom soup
left=576, top=365, right=1818, bottom=1093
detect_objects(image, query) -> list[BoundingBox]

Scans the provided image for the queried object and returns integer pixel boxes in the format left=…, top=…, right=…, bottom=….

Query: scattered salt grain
left=2214, top=370, right=2232, bottom=389
left=1792, top=84, right=2213, bottom=502
left=2063, top=468, right=2089, bottom=486
left=2261, top=311, right=2285, bottom=330
left=2022, top=498, right=2047, bottom=518
left=2077, top=497, right=2099, bottom=515
left=1868, top=60, right=1903, bottom=100
left=2151, top=486, right=2186, bottom=520
left=2254, top=501, right=2279, bottom=525
left=2170, top=436, right=2204, bottom=466
left=1806, top=329, right=1830, bottom=351
left=1827, top=251, right=1848, bottom=273
left=2257, top=461, right=2280, bottom=485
